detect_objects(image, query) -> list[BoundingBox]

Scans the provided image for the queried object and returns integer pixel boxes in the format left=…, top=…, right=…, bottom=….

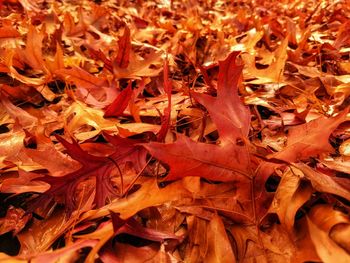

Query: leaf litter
left=0, top=0, right=350, bottom=262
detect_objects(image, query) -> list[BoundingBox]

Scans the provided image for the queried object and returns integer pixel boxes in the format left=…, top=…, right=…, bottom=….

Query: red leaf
left=115, top=26, right=131, bottom=69
left=87, top=46, right=113, bottom=72
left=192, top=51, right=250, bottom=144
left=111, top=212, right=182, bottom=243
left=30, top=134, right=147, bottom=214
left=0, top=206, right=31, bottom=235
left=144, top=52, right=252, bottom=182
left=132, top=15, right=149, bottom=29
left=104, top=82, right=133, bottom=118
left=144, top=134, right=251, bottom=182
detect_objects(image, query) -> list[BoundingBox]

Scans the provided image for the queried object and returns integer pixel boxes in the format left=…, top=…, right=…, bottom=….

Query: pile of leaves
left=1, top=0, right=350, bottom=261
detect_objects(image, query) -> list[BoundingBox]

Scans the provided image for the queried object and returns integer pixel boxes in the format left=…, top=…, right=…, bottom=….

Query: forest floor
left=1, top=0, right=350, bottom=262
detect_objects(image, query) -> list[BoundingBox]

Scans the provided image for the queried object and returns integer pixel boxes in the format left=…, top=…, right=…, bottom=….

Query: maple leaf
left=112, top=50, right=163, bottom=79
left=266, top=167, right=313, bottom=231
left=61, top=101, right=159, bottom=141
left=99, top=242, right=170, bottom=263
left=0, top=121, right=26, bottom=167
left=293, top=163, right=350, bottom=201
left=80, top=177, right=193, bottom=222
left=86, top=46, right=113, bottom=72
left=321, top=157, right=350, bottom=174
left=144, top=134, right=251, bottom=182
left=1, top=169, right=49, bottom=194
left=4, top=50, right=47, bottom=86
left=55, top=66, right=119, bottom=107
left=18, top=0, right=43, bottom=14
left=45, top=43, right=65, bottom=74
left=17, top=209, right=75, bottom=256
left=193, top=51, right=250, bottom=143
left=32, top=240, right=98, bottom=262
left=242, top=37, right=289, bottom=84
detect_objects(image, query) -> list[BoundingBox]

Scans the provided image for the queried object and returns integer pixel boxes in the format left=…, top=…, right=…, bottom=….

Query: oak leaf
left=267, top=167, right=313, bottom=231
left=115, top=26, right=131, bottom=69
left=111, top=212, right=182, bottom=243
left=18, top=25, right=48, bottom=73
left=145, top=51, right=252, bottom=182
left=269, top=109, right=349, bottom=162
left=306, top=205, right=350, bottom=263
left=0, top=206, right=31, bottom=236
left=205, top=214, right=236, bottom=263
left=0, top=26, right=20, bottom=39
left=30, top=134, right=147, bottom=214
left=104, top=81, right=133, bottom=118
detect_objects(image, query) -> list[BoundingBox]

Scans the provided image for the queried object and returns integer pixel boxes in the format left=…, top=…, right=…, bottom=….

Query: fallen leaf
left=104, top=82, right=133, bottom=118
left=145, top=52, right=252, bottom=182
left=267, top=167, right=313, bottom=231
left=306, top=205, right=350, bottom=263
left=30, top=134, right=147, bottom=213
left=0, top=206, right=31, bottom=235
left=293, top=163, right=350, bottom=201
left=205, top=214, right=236, bottom=263
left=115, top=26, right=131, bottom=69
left=269, top=109, right=349, bottom=162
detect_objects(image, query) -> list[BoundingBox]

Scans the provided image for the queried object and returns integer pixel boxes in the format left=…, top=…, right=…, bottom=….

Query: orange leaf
left=0, top=26, right=20, bottom=39
left=269, top=109, right=349, bottom=162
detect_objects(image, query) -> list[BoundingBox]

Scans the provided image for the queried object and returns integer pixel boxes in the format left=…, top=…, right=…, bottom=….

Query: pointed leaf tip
left=192, top=51, right=250, bottom=143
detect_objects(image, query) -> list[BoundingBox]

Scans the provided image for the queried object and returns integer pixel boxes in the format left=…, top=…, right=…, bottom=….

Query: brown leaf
left=205, top=215, right=236, bottom=263
left=31, top=239, right=98, bottom=263
left=267, top=167, right=313, bottom=231
left=242, top=37, right=288, bottom=84
left=3, top=50, right=47, bottom=86
left=306, top=205, right=350, bottom=263
left=17, top=209, right=74, bottom=257
left=293, top=163, right=350, bottom=201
